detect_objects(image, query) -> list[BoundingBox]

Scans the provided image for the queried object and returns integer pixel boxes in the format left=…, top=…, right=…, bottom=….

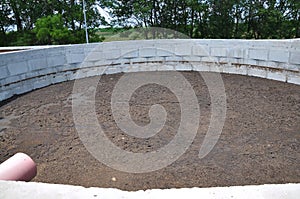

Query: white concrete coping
left=0, top=180, right=299, bottom=199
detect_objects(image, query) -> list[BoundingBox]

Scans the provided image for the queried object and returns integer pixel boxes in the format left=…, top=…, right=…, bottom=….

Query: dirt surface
left=0, top=71, right=299, bottom=191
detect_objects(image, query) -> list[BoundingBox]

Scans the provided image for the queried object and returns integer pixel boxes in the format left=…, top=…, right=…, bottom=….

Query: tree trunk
left=10, top=0, right=23, bottom=31
left=70, top=0, right=76, bottom=30
left=190, top=8, right=195, bottom=38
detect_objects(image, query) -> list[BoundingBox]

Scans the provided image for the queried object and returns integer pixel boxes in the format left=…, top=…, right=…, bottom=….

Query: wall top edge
left=0, top=38, right=299, bottom=53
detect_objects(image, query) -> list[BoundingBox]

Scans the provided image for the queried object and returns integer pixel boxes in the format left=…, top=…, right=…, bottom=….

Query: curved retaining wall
left=0, top=39, right=299, bottom=102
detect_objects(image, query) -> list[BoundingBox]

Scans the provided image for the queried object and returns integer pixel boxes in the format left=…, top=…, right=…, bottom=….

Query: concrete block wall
left=0, top=39, right=299, bottom=102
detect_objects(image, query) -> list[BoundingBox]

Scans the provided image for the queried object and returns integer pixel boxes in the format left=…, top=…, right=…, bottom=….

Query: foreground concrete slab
left=0, top=181, right=299, bottom=199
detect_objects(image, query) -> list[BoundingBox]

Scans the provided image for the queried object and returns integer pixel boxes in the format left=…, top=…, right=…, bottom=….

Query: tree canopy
left=0, top=0, right=299, bottom=46
left=101, top=0, right=299, bottom=39
left=0, top=0, right=106, bottom=46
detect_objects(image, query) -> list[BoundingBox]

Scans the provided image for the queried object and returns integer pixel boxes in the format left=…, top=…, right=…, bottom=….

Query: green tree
left=34, top=14, right=75, bottom=45
left=101, top=0, right=299, bottom=39
left=1, top=0, right=299, bottom=46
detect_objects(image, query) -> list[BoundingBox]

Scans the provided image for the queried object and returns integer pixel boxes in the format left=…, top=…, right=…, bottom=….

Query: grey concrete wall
left=0, top=39, right=299, bottom=102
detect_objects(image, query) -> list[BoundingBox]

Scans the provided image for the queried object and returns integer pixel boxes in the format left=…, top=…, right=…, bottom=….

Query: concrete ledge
left=0, top=181, right=299, bottom=199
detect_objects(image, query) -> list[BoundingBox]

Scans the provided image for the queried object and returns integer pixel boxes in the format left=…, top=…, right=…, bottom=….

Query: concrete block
left=80, top=61, right=97, bottom=69
left=139, top=48, right=157, bottom=57
left=62, top=71, right=74, bottom=81
left=147, top=56, right=165, bottom=63
left=28, top=58, right=48, bottom=71
left=35, top=68, right=59, bottom=76
left=210, top=64, right=223, bottom=73
left=1, top=74, right=25, bottom=86
left=228, top=48, right=246, bottom=58
left=122, top=50, right=139, bottom=59
left=74, top=70, right=89, bottom=80
left=164, top=61, right=179, bottom=66
left=67, top=71, right=77, bottom=81
left=249, top=40, right=272, bottom=48
left=95, top=59, right=114, bottom=67
left=228, top=58, right=244, bottom=64
left=244, top=59, right=258, bottom=66
left=201, top=56, right=218, bottom=63
left=84, top=43, right=100, bottom=55
left=174, top=44, right=192, bottom=56
left=83, top=51, right=102, bottom=62
left=66, top=53, right=86, bottom=64
left=0, top=54, right=10, bottom=66
left=175, top=64, right=192, bottom=71
left=20, top=81, right=34, bottom=93
left=13, top=84, right=26, bottom=95
left=104, top=66, right=122, bottom=75
left=33, top=77, right=52, bottom=90
left=266, top=71, right=286, bottom=82
left=94, top=66, right=106, bottom=76
left=127, top=65, right=141, bottom=73
left=120, top=64, right=130, bottom=73
left=145, top=63, right=158, bottom=71
left=116, top=59, right=131, bottom=66
left=284, top=64, right=300, bottom=72
left=182, top=56, right=201, bottom=62
left=25, top=71, right=39, bottom=80
left=257, top=60, right=271, bottom=67
left=0, top=79, right=6, bottom=86
left=46, top=47, right=65, bottom=56
left=51, top=73, right=68, bottom=84
left=219, top=57, right=230, bottom=63
left=269, top=50, right=289, bottom=63
left=130, top=57, right=148, bottom=64
left=0, top=90, right=11, bottom=102
left=0, top=66, right=9, bottom=79
left=7, top=61, right=28, bottom=76
left=287, top=73, right=300, bottom=85
left=265, top=61, right=279, bottom=68
left=210, top=47, right=227, bottom=57
left=69, top=70, right=85, bottom=80
left=192, top=45, right=209, bottom=56
left=57, top=63, right=80, bottom=72
left=139, top=64, right=158, bottom=72
left=249, top=49, right=268, bottom=60
left=290, top=39, right=300, bottom=51
left=102, top=49, right=121, bottom=60
left=66, top=46, right=85, bottom=54
left=223, top=65, right=247, bottom=75
left=28, top=49, right=47, bottom=60
left=47, top=55, right=66, bottom=67
left=157, top=65, right=174, bottom=71
left=165, top=56, right=183, bottom=62
left=102, top=42, right=121, bottom=51
left=290, top=52, right=300, bottom=64
left=8, top=52, right=32, bottom=63
left=119, top=45, right=135, bottom=54
left=192, top=63, right=211, bottom=72
left=153, top=42, right=175, bottom=52
left=156, top=49, right=174, bottom=57
left=86, top=68, right=99, bottom=77
left=247, top=67, right=267, bottom=78
left=37, top=68, right=58, bottom=76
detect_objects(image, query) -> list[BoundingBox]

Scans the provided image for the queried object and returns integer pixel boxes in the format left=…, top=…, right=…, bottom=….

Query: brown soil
left=0, top=71, right=299, bottom=191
